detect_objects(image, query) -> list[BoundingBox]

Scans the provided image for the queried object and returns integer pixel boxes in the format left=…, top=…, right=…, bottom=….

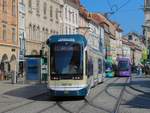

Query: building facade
left=123, top=32, right=144, bottom=66
left=0, top=0, right=19, bottom=80
left=63, top=0, right=80, bottom=34
left=144, top=0, right=150, bottom=56
left=18, top=0, right=26, bottom=62
left=25, top=0, right=64, bottom=55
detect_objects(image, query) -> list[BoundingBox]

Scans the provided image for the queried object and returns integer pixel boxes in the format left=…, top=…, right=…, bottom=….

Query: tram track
left=0, top=77, right=130, bottom=113
left=125, top=86, right=150, bottom=100
left=37, top=78, right=120, bottom=113
left=40, top=77, right=118, bottom=113
left=79, top=77, right=129, bottom=113
left=112, top=77, right=129, bottom=113
left=54, top=77, right=123, bottom=113
left=0, top=92, right=50, bottom=113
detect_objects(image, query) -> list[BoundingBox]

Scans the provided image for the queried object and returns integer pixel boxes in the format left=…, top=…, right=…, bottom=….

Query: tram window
left=98, top=59, right=102, bottom=74
left=50, top=42, right=83, bottom=75
left=85, top=51, right=88, bottom=76
left=88, top=58, right=93, bottom=76
left=118, top=61, right=129, bottom=71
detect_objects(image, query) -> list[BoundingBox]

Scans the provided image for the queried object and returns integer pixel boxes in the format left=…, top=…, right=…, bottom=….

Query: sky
left=80, top=0, right=144, bottom=35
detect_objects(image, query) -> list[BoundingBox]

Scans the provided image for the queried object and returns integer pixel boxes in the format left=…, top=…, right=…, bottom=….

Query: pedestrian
left=137, top=64, right=142, bottom=76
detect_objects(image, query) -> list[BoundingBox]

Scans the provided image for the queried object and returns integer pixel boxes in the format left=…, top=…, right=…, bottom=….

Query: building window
left=12, top=28, right=16, bottom=43
left=45, top=29, right=48, bottom=40
left=128, top=35, right=132, bottom=40
left=66, top=26, right=68, bottom=34
left=42, top=28, right=45, bottom=41
left=3, top=25, right=7, bottom=40
left=28, top=0, right=32, bottom=8
left=50, top=6, right=53, bottom=18
left=37, top=26, right=40, bottom=40
left=69, top=27, right=71, bottom=34
left=43, top=2, right=47, bottom=16
left=29, top=24, right=32, bottom=40
left=72, top=12, right=74, bottom=23
left=76, top=13, right=78, bottom=24
left=33, top=25, right=36, bottom=40
left=146, top=0, right=150, bottom=7
left=65, top=7, right=67, bottom=20
left=12, top=0, right=16, bottom=16
left=21, top=0, right=24, bottom=4
left=69, top=10, right=71, bottom=22
left=56, top=8, right=58, bottom=20
left=3, top=0, right=7, bottom=13
left=36, top=0, right=40, bottom=15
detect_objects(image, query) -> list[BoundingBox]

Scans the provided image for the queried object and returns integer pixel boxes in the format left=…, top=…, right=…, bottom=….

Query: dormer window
left=128, top=35, right=132, bottom=40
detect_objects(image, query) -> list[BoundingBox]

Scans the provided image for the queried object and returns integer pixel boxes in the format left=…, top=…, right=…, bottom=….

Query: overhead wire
left=106, top=0, right=132, bottom=17
left=107, top=0, right=113, bottom=11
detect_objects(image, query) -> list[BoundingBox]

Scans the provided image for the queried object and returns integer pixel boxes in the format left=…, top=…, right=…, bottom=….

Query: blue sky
left=80, top=0, right=144, bottom=35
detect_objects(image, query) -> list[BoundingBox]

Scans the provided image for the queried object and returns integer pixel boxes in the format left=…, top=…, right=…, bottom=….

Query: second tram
left=117, top=57, right=131, bottom=77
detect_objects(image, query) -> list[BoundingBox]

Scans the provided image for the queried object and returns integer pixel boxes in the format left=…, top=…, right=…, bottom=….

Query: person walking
left=137, top=64, right=142, bottom=76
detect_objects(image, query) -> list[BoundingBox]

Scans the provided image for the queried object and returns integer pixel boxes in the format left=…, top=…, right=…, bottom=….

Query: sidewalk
left=0, top=80, right=48, bottom=99
left=130, top=74, right=150, bottom=95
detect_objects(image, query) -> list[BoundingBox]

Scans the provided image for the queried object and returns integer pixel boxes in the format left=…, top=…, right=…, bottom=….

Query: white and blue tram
left=46, top=34, right=104, bottom=97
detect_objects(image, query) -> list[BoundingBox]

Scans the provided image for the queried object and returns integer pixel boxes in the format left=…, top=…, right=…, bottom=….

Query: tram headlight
left=73, top=76, right=82, bottom=80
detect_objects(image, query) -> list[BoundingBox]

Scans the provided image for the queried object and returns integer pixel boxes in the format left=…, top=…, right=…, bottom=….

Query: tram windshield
left=50, top=42, right=83, bottom=75
left=118, top=61, right=129, bottom=71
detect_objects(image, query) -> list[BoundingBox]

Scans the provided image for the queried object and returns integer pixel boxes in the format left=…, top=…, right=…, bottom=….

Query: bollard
left=11, top=71, right=17, bottom=84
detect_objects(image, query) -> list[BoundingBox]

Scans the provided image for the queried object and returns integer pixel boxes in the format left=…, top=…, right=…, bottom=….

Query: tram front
left=47, top=35, right=88, bottom=97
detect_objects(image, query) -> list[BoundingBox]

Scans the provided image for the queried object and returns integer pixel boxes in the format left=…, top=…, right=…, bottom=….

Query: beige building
left=123, top=32, right=144, bottom=66
left=25, top=0, right=64, bottom=55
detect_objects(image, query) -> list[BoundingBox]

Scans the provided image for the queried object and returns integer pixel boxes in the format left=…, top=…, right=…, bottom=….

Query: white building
left=25, top=0, right=64, bottom=55
left=18, top=0, right=26, bottom=61
left=88, top=18, right=100, bottom=50
left=63, top=0, right=80, bottom=34
left=144, top=0, right=150, bottom=48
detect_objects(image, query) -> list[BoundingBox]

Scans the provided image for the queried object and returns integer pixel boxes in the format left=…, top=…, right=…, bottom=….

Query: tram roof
left=47, top=34, right=87, bottom=47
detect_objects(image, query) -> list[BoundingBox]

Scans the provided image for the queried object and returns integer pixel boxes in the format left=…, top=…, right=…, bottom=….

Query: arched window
left=12, top=0, right=16, bottom=16
left=46, top=29, right=49, bottom=39
left=37, top=26, right=40, bottom=41
left=42, top=28, right=45, bottom=41
left=33, top=25, right=36, bottom=40
left=29, top=24, right=32, bottom=40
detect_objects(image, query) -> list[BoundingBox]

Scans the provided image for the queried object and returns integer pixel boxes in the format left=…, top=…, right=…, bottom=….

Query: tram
left=46, top=34, right=104, bottom=97
left=117, top=57, right=131, bottom=77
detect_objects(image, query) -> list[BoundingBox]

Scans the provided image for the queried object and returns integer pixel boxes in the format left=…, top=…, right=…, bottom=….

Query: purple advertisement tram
left=117, top=57, right=131, bottom=77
